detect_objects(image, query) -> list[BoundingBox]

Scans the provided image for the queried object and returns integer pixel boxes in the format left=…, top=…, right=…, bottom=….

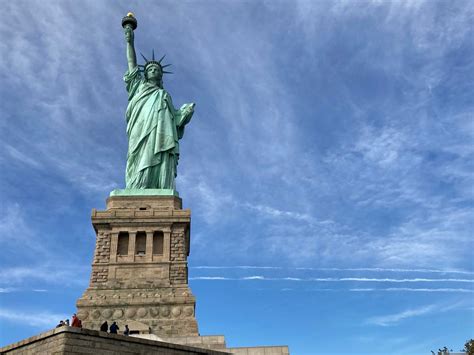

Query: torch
left=122, top=12, right=137, bottom=30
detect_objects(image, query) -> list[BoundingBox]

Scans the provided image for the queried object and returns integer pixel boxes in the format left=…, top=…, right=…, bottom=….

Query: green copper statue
left=121, top=13, right=195, bottom=191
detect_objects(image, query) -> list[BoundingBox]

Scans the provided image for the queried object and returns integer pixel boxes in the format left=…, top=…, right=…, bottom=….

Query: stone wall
left=90, top=231, right=111, bottom=285
left=162, top=335, right=227, bottom=350
left=227, top=347, right=290, bottom=355
left=0, top=331, right=67, bottom=355
left=1, top=327, right=229, bottom=355
left=170, top=231, right=188, bottom=284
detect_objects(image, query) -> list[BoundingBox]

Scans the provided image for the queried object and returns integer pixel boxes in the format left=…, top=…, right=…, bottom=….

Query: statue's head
left=145, top=63, right=162, bottom=81
left=139, top=51, right=172, bottom=88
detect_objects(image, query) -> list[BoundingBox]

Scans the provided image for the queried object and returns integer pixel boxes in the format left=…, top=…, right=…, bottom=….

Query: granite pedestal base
left=76, top=195, right=198, bottom=337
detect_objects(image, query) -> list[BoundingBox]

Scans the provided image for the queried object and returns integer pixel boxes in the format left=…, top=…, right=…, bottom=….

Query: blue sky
left=0, top=1, right=473, bottom=354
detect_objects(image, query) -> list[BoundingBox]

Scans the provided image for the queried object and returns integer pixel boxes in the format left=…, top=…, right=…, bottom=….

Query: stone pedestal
left=76, top=195, right=199, bottom=337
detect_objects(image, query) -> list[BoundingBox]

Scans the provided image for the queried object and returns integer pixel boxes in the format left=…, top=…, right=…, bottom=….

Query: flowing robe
left=124, top=67, right=194, bottom=189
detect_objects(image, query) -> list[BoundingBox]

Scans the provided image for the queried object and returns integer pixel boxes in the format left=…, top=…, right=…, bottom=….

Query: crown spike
left=140, top=52, right=148, bottom=62
left=158, top=54, right=166, bottom=64
left=163, top=71, right=173, bottom=74
left=152, top=49, right=155, bottom=61
left=161, top=64, right=172, bottom=68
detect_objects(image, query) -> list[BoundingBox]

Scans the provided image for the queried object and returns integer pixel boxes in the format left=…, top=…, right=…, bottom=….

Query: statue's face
left=146, top=65, right=162, bottom=81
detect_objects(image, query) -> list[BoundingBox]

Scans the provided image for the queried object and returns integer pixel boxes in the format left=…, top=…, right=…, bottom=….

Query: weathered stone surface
left=105, top=195, right=183, bottom=210
left=227, top=346, right=290, bottom=355
left=0, top=327, right=229, bottom=354
left=76, top=195, right=198, bottom=337
left=163, top=335, right=227, bottom=350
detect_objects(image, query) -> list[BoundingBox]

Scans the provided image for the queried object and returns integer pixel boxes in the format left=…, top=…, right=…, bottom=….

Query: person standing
left=100, top=321, right=108, bottom=332
left=109, top=321, right=119, bottom=334
left=123, top=324, right=130, bottom=336
left=71, top=314, right=81, bottom=327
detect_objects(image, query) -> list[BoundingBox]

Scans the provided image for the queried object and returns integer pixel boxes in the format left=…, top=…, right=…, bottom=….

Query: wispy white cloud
left=366, top=302, right=464, bottom=326
left=0, top=308, right=67, bottom=328
left=0, top=288, right=50, bottom=293
left=0, top=204, right=49, bottom=257
left=190, top=275, right=473, bottom=283
left=193, top=265, right=283, bottom=270
left=4, top=144, right=43, bottom=169
left=242, top=203, right=334, bottom=226
left=0, top=205, right=89, bottom=288
left=312, top=277, right=474, bottom=283
left=190, top=276, right=474, bottom=294
left=303, top=267, right=474, bottom=275
left=367, top=304, right=436, bottom=326
left=179, top=177, right=234, bottom=225
left=242, top=276, right=265, bottom=280
left=351, top=288, right=474, bottom=293
left=0, top=266, right=88, bottom=287
left=192, top=265, right=474, bottom=275
left=190, top=276, right=231, bottom=280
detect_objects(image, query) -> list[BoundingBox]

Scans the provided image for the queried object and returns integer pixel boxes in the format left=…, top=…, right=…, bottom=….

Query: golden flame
left=127, top=12, right=135, bottom=18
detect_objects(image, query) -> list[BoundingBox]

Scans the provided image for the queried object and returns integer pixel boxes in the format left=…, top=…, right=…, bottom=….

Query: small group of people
left=55, top=319, right=69, bottom=327
left=100, top=321, right=129, bottom=336
left=56, top=314, right=82, bottom=328
left=55, top=316, right=131, bottom=336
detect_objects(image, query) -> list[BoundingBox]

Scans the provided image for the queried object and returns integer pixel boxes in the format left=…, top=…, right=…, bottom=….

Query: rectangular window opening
left=135, top=231, right=147, bottom=255
left=153, top=231, right=164, bottom=255
left=117, top=232, right=129, bottom=256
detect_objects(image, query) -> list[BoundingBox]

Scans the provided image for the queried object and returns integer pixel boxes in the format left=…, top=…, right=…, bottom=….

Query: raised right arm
left=124, top=26, right=137, bottom=72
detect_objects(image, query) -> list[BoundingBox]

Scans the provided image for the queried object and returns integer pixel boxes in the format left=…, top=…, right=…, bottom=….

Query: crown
left=138, top=50, right=173, bottom=75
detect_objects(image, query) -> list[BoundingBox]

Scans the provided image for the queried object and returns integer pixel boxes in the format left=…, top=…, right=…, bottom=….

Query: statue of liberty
left=121, top=13, right=195, bottom=191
